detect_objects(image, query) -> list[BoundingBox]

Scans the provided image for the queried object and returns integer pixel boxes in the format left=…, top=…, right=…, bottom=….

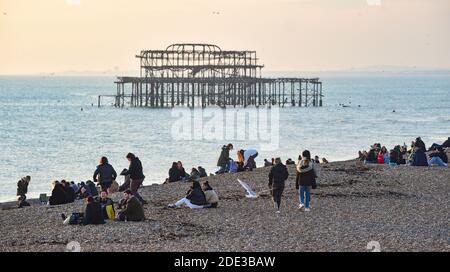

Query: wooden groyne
left=99, top=43, right=323, bottom=108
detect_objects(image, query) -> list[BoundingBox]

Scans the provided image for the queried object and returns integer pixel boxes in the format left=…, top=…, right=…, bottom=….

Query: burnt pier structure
left=99, top=43, right=323, bottom=108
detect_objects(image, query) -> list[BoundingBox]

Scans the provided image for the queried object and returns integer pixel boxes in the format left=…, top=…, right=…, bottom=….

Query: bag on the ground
left=105, top=204, right=116, bottom=220
left=68, top=212, right=84, bottom=225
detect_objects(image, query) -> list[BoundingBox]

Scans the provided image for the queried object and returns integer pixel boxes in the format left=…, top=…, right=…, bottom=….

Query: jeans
left=174, top=198, right=204, bottom=209
left=428, top=157, right=448, bottom=167
left=299, top=186, right=311, bottom=208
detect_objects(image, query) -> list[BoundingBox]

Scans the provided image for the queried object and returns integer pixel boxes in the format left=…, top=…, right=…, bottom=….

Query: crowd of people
left=13, top=136, right=448, bottom=221
left=358, top=137, right=448, bottom=167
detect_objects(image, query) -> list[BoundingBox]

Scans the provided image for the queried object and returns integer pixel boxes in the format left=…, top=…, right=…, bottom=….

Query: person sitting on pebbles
left=202, top=181, right=219, bottom=208
left=168, top=180, right=207, bottom=209
left=117, top=189, right=145, bottom=222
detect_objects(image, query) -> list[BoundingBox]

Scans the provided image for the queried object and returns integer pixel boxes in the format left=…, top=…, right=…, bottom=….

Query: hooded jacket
left=268, top=163, right=289, bottom=188
left=217, top=146, right=230, bottom=168
left=93, top=163, right=117, bottom=186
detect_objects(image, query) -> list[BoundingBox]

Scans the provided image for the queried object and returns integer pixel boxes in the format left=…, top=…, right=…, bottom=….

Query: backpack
left=69, top=213, right=84, bottom=225
left=105, top=204, right=116, bottom=220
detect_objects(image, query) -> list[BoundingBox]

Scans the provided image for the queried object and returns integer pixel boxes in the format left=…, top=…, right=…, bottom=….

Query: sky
left=0, top=0, right=449, bottom=75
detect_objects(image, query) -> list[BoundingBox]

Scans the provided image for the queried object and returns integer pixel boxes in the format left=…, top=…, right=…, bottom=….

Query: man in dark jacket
left=216, top=144, right=233, bottom=174
left=17, top=176, right=31, bottom=200
left=83, top=196, right=105, bottom=225
left=117, top=190, right=145, bottom=222
left=268, top=158, right=289, bottom=213
left=93, top=157, right=117, bottom=192
left=122, top=153, right=146, bottom=204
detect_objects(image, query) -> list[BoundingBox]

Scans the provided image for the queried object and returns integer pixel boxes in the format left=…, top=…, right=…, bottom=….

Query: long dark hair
left=171, top=162, right=178, bottom=169
left=302, top=150, right=311, bottom=160
left=191, top=181, right=201, bottom=190
left=126, top=153, right=136, bottom=160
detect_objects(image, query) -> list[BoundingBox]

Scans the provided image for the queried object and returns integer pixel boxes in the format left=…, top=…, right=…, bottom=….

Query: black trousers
left=271, top=185, right=285, bottom=209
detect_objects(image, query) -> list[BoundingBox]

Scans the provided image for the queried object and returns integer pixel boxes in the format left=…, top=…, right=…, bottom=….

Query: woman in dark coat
left=83, top=196, right=105, bottom=225
left=168, top=162, right=181, bottom=183
left=268, top=158, right=289, bottom=213
left=49, top=181, right=69, bottom=206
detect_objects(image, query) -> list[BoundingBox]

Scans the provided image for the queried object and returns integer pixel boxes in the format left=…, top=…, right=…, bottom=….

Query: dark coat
left=49, top=184, right=69, bottom=206
left=186, top=187, right=207, bottom=206
left=198, top=167, right=207, bottom=178
left=93, top=163, right=117, bottom=187
left=217, top=146, right=230, bottom=167
left=83, top=202, right=105, bottom=225
left=86, top=181, right=98, bottom=197
left=64, top=185, right=76, bottom=203
left=121, top=196, right=145, bottom=221
left=123, top=158, right=145, bottom=180
left=411, top=149, right=428, bottom=166
left=268, top=163, right=289, bottom=188
left=415, top=139, right=426, bottom=152
left=442, top=138, right=450, bottom=148
left=17, top=178, right=29, bottom=196
left=296, top=168, right=316, bottom=188
left=168, top=167, right=180, bottom=182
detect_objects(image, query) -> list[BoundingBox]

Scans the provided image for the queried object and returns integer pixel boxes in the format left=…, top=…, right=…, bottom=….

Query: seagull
left=237, top=179, right=258, bottom=198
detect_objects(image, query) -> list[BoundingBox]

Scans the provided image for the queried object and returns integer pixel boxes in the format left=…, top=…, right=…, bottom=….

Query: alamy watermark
left=170, top=107, right=280, bottom=151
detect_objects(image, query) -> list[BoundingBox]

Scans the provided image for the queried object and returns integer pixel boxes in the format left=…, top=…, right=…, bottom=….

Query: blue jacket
left=412, top=149, right=428, bottom=166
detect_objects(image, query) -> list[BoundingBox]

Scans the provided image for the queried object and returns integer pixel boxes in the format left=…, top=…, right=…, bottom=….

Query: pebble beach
left=0, top=159, right=449, bottom=252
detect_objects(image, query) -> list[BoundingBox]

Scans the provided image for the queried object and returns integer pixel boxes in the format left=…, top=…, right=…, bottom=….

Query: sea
left=1, top=73, right=449, bottom=202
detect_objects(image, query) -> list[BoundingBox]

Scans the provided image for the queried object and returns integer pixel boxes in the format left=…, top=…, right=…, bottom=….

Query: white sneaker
left=305, top=208, right=311, bottom=212
left=275, top=210, right=281, bottom=214
left=298, top=204, right=304, bottom=210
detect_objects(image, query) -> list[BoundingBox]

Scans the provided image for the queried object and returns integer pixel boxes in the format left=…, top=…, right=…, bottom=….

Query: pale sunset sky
left=0, top=0, right=449, bottom=75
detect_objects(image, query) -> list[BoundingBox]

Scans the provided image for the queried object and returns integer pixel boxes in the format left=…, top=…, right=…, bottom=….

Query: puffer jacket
left=295, top=159, right=317, bottom=188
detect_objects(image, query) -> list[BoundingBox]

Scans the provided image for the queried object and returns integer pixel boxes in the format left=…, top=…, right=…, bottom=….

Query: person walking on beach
left=93, top=156, right=117, bottom=192
left=268, top=158, right=289, bottom=214
left=17, top=176, right=31, bottom=201
left=216, top=143, right=233, bottom=174
left=122, top=153, right=147, bottom=205
left=296, top=150, right=318, bottom=212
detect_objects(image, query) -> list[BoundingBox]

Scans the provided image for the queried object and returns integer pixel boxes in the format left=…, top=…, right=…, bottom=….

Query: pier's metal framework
left=99, top=43, right=323, bottom=108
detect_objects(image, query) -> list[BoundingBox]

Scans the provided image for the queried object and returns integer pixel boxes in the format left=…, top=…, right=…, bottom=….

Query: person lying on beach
left=117, top=189, right=145, bottom=222
left=268, top=158, right=289, bottom=214
left=442, top=137, right=450, bottom=148
left=428, top=146, right=448, bottom=167
left=168, top=180, right=207, bottom=209
left=17, top=176, right=31, bottom=201
left=95, top=191, right=116, bottom=220
left=93, top=156, right=117, bottom=192
left=202, top=181, right=219, bottom=208
left=296, top=150, right=318, bottom=212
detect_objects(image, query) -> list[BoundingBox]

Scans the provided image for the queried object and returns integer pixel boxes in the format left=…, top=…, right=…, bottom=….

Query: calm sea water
left=1, top=74, right=449, bottom=202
